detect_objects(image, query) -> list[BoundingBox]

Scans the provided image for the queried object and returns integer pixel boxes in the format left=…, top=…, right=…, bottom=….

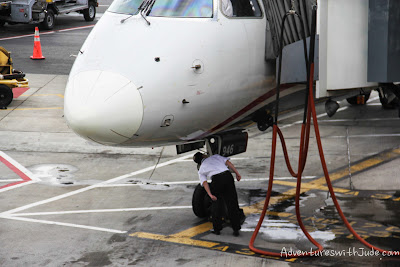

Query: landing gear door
left=207, top=131, right=248, bottom=157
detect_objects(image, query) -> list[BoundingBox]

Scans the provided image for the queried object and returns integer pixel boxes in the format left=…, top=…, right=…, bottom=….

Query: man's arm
left=202, top=181, right=217, bottom=201
left=226, top=160, right=241, bottom=181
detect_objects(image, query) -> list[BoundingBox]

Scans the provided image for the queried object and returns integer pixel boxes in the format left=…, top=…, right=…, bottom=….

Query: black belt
left=211, top=170, right=230, bottom=179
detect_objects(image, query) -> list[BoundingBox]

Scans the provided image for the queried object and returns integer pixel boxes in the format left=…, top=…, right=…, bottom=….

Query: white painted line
left=318, top=118, right=399, bottom=122
left=274, top=96, right=381, bottom=131
left=180, top=157, right=251, bottom=162
left=328, top=133, right=400, bottom=138
left=13, top=206, right=193, bottom=217
left=0, top=151, right=39, bottom=193
left=1, top=154, right=193, bottom=216
left=0, top=179, right=23, bottom=183
left=97, top=182, right=200, bottom=187
left=0, top=215, right=126, bottom=234
left=243, top=176, right=316, bottom=181
left=98, top=176, right=317, bottom=187
left=367, top=103, right=384, bottom=106
left=0, top=181, right=36, bottom=193
left=0, top=151, right=39, bottom=181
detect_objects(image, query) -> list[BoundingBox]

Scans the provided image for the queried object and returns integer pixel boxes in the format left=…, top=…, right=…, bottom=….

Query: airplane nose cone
left=64, top=70, right=143, bottom=145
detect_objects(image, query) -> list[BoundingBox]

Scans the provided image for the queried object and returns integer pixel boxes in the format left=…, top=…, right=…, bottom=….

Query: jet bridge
left=265, top=0, right=400, bottom=99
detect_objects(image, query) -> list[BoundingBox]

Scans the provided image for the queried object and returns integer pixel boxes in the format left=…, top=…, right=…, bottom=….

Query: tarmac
left=0, top=73, right=400, bottom=266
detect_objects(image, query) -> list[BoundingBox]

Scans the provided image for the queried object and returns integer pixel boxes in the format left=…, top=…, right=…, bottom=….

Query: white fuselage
left=64, top=0, right=279, bottom=147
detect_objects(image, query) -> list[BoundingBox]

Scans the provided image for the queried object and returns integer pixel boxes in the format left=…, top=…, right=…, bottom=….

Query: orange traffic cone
left=30, top=27, right=45, bottom=60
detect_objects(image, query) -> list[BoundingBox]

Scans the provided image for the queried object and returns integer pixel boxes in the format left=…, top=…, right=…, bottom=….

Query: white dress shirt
left=198, top=154, right=230, bottom=186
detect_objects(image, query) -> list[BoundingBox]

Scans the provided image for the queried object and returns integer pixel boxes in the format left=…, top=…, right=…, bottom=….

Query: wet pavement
left=0, top=74, right=399, bottom=266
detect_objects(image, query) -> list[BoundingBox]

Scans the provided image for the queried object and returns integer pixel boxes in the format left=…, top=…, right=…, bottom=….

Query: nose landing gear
left=192, top=183, right=246, bottom=226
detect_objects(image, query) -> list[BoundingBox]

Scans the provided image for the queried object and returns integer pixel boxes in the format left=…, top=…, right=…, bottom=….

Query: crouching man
left=193, top=152, right=242, bottom=236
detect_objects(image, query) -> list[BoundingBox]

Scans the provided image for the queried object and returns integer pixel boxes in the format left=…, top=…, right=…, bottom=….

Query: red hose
left=249, top=63, right=400, bottom=257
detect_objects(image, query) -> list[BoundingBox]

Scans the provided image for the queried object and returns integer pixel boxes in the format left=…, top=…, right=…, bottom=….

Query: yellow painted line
left=170, top=222, right=213, bottom=238
left=130, top=147, right=400, bottom=256
left=371, top=193, right=392, bottom=200
left=300, top=152, right=397, bottom=189
left=272, top=180, right=359, bottom=195
left=130, top=231, right=219, bottom=248
left=21, top=94, right=64, bottom=98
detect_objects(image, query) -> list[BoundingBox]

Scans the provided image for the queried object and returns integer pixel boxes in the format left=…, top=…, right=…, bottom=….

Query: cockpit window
left=108, top=0, right=213, bottom=17
left=108, top=0, right=143, bottom=15
left=149, top=0, right=213, bottom=17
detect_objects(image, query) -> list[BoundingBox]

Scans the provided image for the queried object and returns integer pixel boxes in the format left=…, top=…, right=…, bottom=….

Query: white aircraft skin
left=64, top=0, right=297, bottom=147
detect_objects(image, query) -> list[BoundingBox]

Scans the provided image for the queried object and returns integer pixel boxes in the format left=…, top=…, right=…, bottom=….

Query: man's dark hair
left=193, top=152, right=204, bottom=165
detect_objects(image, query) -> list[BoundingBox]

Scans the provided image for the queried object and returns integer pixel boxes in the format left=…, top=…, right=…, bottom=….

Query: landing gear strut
left=346, top=91, right=371, bottom=106
left=253, top=110, right=273, bottom=132
left=378, top=84, right=400, bottom=117
left=378, top=84, right=399, bottom=109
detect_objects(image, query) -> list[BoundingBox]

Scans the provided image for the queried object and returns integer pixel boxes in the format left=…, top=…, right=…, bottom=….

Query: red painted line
left=194, top=84, right=294, bottom=140
left=0, top=181, right=27, bottom=190
left=56, top=25, right=95, bottom=33
left=0, top=155, right=32, bottom=190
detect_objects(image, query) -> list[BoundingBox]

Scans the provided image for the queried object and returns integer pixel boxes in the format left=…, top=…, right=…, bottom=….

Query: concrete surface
left=0, top=74, right=399, bottom=266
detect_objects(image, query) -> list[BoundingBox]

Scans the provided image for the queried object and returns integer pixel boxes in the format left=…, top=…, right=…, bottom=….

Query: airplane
left=64, top=0, right=400, bottom=156
left=64, top=0, right=282, bottom=152
left=65, top=0, right=305, bottom=150
left=63, top=0, right=399, bottom=216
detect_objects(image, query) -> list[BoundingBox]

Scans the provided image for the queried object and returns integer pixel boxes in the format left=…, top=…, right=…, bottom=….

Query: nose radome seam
left=104, top=81, right=133, bottom=103
left=110, top=129, right=132, bottom=139
left=84, top=71, right=102, bottom=105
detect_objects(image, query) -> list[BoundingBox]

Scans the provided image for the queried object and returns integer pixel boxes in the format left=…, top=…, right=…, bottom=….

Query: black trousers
left=210, top=171, right=241, bottom=232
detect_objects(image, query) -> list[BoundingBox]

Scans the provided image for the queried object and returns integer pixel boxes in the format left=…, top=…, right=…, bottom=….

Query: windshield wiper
left=120, top=0, right=155, bottom=24
left=138, top=0, right=156, bottom=25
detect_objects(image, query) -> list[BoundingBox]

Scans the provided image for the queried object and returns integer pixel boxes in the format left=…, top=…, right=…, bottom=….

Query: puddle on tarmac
left=241, top=215, right=336, bottom=246
left=244, top=189, right=400, bottom=251
left=244, top=190, right=336, bottom=246
left=126, top=179, right=178, bottom=191
left=29, top=164, right=79, bottom=186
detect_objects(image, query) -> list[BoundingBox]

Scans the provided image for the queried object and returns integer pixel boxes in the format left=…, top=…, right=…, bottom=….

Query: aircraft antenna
left=148, top=147, right=165, bottom=180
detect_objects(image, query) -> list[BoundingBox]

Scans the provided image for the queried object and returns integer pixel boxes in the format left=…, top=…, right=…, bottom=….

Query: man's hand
left=226, top=160, right=241, bottom=182
left=203, top=181, right=217, bottom=201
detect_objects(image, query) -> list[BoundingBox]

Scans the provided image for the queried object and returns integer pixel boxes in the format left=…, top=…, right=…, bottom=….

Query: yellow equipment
left=0, top=46, right=29, bottom=109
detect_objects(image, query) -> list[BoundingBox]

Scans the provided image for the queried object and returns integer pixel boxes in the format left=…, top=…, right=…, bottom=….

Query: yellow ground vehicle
left=0, top=46, right=29, bottom=109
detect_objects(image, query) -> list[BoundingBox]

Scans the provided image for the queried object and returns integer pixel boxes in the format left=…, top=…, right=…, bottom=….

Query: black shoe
left=233, top=230, right=239, bottom=237
left=211, top=229, right=220, bottom=235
